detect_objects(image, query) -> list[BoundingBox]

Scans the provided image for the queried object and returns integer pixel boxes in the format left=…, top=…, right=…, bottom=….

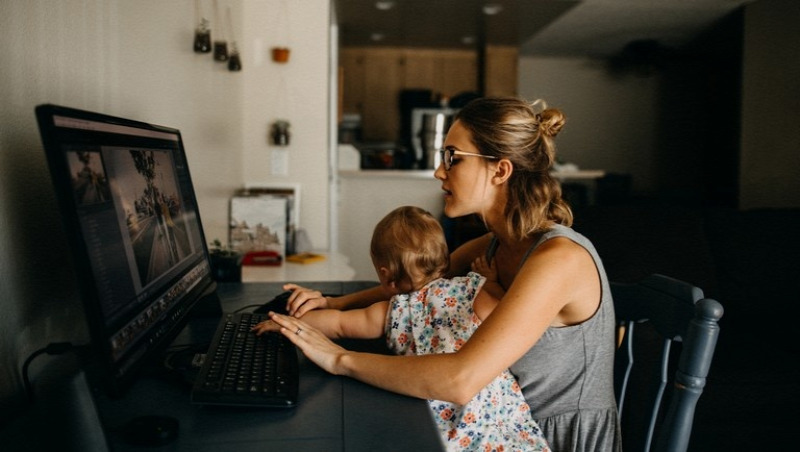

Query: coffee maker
left=412, top=108, right=456, bottom=169
left=399, top=89, right=478, bottom=169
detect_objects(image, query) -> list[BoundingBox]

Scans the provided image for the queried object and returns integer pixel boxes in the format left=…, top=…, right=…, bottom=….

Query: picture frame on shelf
left=230, top=184, right=299, bottom=263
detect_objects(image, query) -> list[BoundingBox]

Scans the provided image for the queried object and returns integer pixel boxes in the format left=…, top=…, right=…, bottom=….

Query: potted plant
left=207, top=239, right=243, bottom=282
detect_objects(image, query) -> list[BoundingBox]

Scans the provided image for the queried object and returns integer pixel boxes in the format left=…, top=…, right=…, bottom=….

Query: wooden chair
left=612, top=274, right=724, bottom=452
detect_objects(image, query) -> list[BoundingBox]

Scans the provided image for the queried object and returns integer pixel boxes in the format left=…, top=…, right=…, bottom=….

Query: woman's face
left=434, top=120, right=497, bottom=219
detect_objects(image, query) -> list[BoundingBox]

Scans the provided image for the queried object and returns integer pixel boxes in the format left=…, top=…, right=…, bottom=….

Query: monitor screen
left=35, top=104, right=219, bottom=396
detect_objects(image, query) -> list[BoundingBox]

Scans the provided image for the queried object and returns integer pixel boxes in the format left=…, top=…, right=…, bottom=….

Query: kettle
left=419, top=112, right=453, bottom=169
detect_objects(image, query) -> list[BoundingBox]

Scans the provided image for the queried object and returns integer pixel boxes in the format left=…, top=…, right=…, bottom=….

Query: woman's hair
left=370, top=206, right=449, bottom=289
left=455, top=96, right=573, bottom=239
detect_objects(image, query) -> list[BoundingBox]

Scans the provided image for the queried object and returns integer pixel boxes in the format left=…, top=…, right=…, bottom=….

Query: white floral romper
left=384, top=272, right=551, bottom=452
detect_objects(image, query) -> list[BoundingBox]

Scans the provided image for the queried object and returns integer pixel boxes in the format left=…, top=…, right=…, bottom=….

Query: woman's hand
left=268, top=312, right=348, bottom=375
left=283, top=283, right=330, bottom=317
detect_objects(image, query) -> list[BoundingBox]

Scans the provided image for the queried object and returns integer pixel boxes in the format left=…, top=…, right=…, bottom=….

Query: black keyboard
left=191, top=312, right=299, bottom=408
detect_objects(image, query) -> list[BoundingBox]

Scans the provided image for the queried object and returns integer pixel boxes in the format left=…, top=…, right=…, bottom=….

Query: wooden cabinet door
left=434, top=50, right=478, bottom=100
left=340, top=47, right=490, bottom=142
left=339, top=49, right=366, bottom=118
left=401, top=49, right=437, bottom=91
left=361, top=49, right=404, bottom=142
left=484, top=45, right=518, bottom=97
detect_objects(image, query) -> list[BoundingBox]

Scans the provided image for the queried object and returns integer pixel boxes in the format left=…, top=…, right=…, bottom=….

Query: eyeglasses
left=438, top=147, right=499, bottom=171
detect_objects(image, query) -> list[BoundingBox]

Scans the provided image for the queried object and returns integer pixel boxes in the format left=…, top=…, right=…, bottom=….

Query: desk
left=95, top=282, right=439, bottom=451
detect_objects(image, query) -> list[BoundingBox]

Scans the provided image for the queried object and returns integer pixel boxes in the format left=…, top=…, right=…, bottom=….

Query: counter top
left=338, top=169, right=436, bottom=179
left=242, top=251, right=356, bottom=283
left=339, top=169, right=606, bottom=180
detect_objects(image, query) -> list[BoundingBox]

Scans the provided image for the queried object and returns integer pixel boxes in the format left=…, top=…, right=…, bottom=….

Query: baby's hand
left=251, top=318, right=280, bottom=335
left=471, top=255, right=498, bottom=282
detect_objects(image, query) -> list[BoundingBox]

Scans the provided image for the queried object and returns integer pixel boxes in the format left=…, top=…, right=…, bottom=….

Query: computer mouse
left=254, top=291, right=292, bottom=315
left=254, top=291, right=341, bottom=315
left=120, top=414, right=179, bottom=447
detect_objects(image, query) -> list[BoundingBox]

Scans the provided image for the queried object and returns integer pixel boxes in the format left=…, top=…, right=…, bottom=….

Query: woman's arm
left=445, top=233, right=492, bottom=278
left=270, top=238, right=597, bottom=405
left=284, top=283, right=390, bottom=317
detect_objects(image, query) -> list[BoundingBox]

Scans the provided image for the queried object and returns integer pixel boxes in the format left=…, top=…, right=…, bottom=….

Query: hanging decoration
left=193, top=0, right=242, bottom=72
left=271, top=0, right=292, bottom=64
left=271, top=121, right=291, bottom=146
left=212, top=0, right=228, bottom=62
left=226, top=6, right=242, bottom=71
left=193, top=0, right=211, bottom=53
left=272, top=47, right=290, bottom=63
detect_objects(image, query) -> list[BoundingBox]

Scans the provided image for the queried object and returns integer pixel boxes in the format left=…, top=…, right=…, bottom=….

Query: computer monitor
left=35, top=104, right=220, bottom=396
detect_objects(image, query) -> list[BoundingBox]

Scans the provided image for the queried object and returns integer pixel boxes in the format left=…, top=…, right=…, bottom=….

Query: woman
left=268, top=97, right=621, bottom=451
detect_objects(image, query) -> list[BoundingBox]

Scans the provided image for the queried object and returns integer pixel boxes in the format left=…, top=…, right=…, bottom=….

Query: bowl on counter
left=358, top=143, right=415, bottom=169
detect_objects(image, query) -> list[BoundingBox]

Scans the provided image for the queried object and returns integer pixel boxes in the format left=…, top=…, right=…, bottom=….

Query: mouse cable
left=233, top=303, right=261, bottom=313
left=21, top=342, right=88, bottom=403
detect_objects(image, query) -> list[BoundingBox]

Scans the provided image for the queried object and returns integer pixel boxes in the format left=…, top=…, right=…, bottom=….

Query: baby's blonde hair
left=370, top=206, right=449, bottom=290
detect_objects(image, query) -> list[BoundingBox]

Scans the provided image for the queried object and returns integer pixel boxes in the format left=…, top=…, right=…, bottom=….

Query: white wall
left=241, top=0, right=331, bottom=249
left=0, top=0, right=330, bottom=420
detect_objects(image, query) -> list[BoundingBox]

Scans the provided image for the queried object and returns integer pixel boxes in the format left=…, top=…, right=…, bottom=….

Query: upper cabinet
left=484, top=45, right=518, bottom=98
left=340, top=46, right=517, bottom=143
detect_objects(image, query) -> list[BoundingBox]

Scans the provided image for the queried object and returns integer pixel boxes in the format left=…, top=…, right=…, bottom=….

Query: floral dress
left=384, top=272, right=551, bottom=452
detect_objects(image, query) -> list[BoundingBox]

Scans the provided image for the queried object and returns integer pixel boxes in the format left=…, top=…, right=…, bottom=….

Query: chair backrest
left=612, top=274, right=724, bottom=452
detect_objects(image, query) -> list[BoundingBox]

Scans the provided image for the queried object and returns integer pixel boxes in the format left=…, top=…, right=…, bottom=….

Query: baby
left=253, top=206, right=549, bottom=452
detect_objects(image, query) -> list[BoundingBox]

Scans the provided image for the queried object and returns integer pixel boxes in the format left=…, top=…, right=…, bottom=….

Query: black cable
left=21, top=342, right=75, bottom=402
left=233, top=304, right=261, bottom=313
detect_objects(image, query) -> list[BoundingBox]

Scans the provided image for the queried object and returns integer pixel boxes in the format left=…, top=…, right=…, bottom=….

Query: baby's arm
left=471, top=255, right=505, bottom=300
left=252, top=301, right=389, bottom=340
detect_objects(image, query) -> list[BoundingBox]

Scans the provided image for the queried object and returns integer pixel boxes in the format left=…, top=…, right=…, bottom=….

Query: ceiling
left=334, top=0, right=756, bottom=58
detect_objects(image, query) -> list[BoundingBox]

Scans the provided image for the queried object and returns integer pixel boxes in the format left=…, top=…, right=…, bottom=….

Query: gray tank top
left=488, top=224, right=621, bottom=452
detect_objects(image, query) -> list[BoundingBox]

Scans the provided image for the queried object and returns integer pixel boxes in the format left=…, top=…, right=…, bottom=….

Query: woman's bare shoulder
left=518, top=236, right=601, bottom=325
left=518, top=236, right=597, bottom=284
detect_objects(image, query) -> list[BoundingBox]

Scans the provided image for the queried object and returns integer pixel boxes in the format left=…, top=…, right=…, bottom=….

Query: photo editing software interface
left=36, top=105, right=217, bottom=394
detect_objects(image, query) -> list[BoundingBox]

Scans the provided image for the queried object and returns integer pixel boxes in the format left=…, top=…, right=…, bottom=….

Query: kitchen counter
left=338, top=169, right=436, bottom=179
left=335, top=168, right=606, bottom=279
left=339, top=168, right=605, bottom=180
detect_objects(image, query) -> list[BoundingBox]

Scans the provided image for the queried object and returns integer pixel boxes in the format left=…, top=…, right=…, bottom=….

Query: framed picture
left=229, top=195, right=287, bottom=261
left=230, top=184, right=300, bottom=259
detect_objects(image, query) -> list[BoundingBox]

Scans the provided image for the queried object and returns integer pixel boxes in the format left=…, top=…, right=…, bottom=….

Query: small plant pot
left=209, top=253, right=243, bottom=282
left=272, top=47, right=290, bottom=63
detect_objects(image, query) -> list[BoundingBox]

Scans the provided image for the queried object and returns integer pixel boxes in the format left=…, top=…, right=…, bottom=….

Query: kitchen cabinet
left=484, top=45, right=518, bottom=97
left=339, top=46, right=515, bottom=143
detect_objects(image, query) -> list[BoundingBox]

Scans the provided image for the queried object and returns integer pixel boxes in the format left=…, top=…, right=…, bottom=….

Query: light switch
left=271, top=148, right=289, bottom=176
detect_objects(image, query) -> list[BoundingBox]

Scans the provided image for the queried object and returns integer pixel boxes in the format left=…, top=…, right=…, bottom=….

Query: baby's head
left=370, top=206, right=449, bottom=293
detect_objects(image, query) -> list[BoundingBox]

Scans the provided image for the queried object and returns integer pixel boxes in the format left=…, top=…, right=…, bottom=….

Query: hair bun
left=539, top=108, right=566, bottom=138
